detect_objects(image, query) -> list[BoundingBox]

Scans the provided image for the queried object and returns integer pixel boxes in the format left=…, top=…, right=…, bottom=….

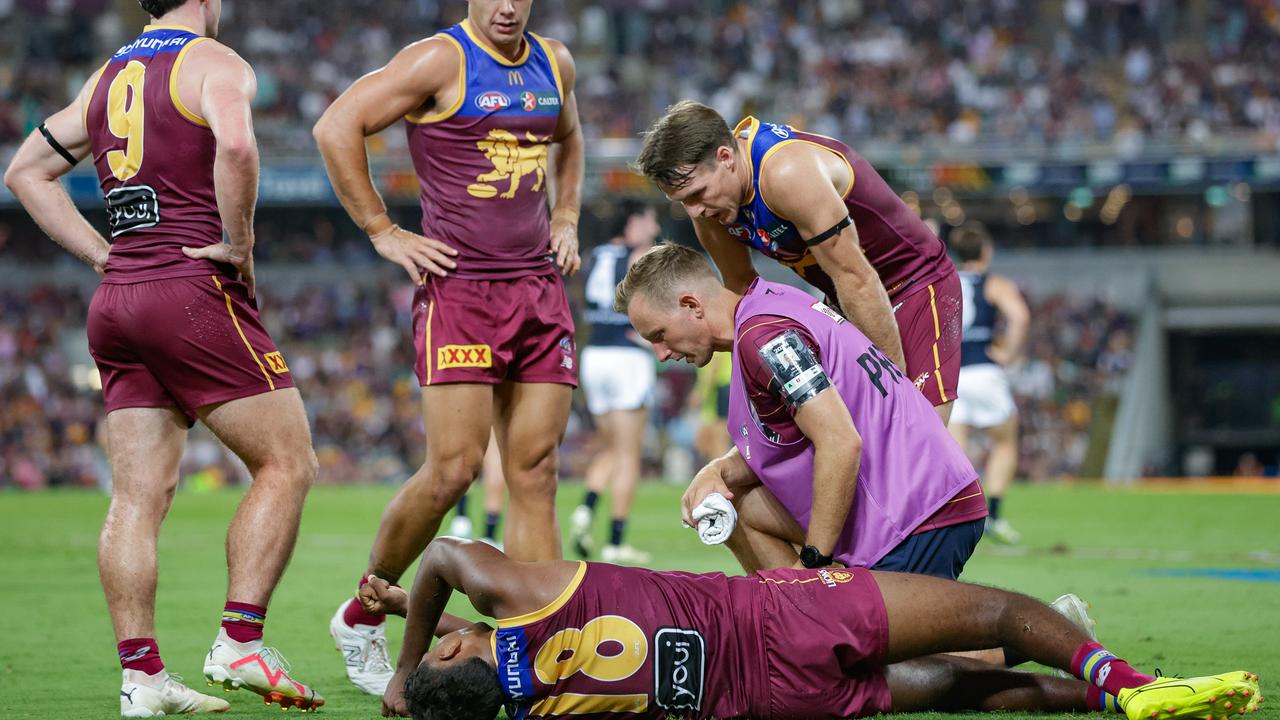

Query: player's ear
left=437, top=634, right=463, bottom=661
left=716, top=145, right=734, bottom=169
left=678, top=293, right=703, bottom=319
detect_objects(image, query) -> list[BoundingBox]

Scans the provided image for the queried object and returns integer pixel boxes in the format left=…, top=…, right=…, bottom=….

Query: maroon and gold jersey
left=406, top=20, right=565, bottom=279
left=85, top=24, right=229, bottom=284
left=493, top=562, right=761, bottom=719
left=493, top=563, right=893, bottom=719
left=726, top=116, right=954, bottom=304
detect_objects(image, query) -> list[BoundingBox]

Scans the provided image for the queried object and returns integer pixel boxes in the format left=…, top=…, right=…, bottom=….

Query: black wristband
left=804, top=216, right=852, bottom=247
left=38, top=123, right=78, bottom=167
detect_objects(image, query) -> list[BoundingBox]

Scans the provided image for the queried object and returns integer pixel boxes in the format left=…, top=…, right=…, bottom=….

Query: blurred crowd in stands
left=3, top=0, right=1280, bottom=159
left=0, top=272, right=1135, bottom=489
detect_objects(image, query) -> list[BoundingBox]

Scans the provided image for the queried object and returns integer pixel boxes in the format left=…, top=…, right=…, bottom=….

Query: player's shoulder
left=387, top=34, right=463, bottom=75
left=184, top=38, right=255, bottom=82
left=529, top=33, right=576, bottom=85
left=530, top=33, right=573, bottom=61
left=759, top=138, right=827, bottom=183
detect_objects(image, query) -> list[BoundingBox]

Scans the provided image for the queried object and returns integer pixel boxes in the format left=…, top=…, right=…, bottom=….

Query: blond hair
left=614, top=243, right=717, bottom=313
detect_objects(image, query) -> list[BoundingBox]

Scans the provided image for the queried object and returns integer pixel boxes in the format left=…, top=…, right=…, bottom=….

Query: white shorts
left=580, top=345, right=655, bottom=416
left=952, top=363, right=1016, bottom=428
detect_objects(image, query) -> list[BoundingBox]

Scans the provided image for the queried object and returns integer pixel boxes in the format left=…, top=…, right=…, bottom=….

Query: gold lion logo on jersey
left=467, top=129, right=548, bottom=199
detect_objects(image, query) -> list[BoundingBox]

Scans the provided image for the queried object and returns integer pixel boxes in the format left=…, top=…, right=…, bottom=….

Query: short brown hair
left=614, top=243, right=717, bottom=313
left=949, top=221, right=992, bottom=263
left=634, top=101, right=735, bottom=189
left=139, top=0, right=187, bottom=17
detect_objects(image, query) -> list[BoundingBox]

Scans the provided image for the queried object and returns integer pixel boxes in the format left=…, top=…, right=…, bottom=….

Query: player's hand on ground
left=681, top=462, right=735, bottom=528
left=183, top=243, right=256, bottom=298
left=549, top=216, right=581, bottom=276
left=359, top=575, right=408, bottom=617
left=382, top=670, right=411, bottom=717
left=371, top=225, right=458, bottom=283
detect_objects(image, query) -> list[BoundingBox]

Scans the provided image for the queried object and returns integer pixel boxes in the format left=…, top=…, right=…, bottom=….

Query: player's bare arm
left=312, top=38, right=461, bottom=283
left=358, top=576, right=484, bottom=639
left=545, top=38, right=584, bottom=276
left=985, top=274, right=1030, bottom=366
left=694, top=216, right=759, bottom=293
left=179, top=42, right=260, bottom=296
left=3, top=70, right=109, bottom=274
left=792, top=387, right=861, bottom=565
left=761, top=144, right=908, bottom=370
left=384, top=538, right=572, bottom=715
left=680, top=446, right=760, bottom=526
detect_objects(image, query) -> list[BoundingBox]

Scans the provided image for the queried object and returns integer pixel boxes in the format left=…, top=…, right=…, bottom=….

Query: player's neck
left=149, top=9, right=205, bottom=36
left=709, top=287, right=741, bottom=352
left=961, top=261, right=986, bottom=272
left=733, top=141, right=753, bottom=205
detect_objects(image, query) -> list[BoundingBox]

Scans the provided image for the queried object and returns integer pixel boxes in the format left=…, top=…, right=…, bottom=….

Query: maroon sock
left=221, top=601, right=267, bottom=643
left=343, top=575, right=386, bottom=628
left=118, top=637, right=165, bottom=676
left=1071, top=641, right=1155, bottom=696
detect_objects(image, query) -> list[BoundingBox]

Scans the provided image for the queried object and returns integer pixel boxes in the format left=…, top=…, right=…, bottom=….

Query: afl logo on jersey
left=475, top=91, right=511, bottom=111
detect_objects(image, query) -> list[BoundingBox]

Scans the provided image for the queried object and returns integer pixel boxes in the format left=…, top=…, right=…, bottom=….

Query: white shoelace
left=256, top=646, right=293, bottom=675
left=366, top=635, right=394, bottom=675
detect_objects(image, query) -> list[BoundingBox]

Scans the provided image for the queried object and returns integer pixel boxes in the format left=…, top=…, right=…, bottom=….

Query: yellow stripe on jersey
left=531, top=693, right=648, bottom=716
left=212, top=275, right=274, bottom=391
left=928, top=284, right=947, bottom=402
left=170, top=37, right=211, bottom=127
left=756, top=138, right=855, bottom=220
left=496, top=561, right=587, bottom=628
left=407, top=35, right=467, bottom=124
left=530, top=33, right=564, bottom=102
left=732, top=116, right=761, bottom=205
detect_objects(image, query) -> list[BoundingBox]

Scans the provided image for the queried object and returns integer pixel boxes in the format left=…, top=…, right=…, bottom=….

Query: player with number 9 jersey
left=3, top=2, right=324, bottom=714
left=82, top=22, right=294, bottom=420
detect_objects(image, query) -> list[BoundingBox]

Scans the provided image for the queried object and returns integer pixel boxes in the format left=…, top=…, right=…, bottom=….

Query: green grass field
left=2, top=482, right=1278, bottom=719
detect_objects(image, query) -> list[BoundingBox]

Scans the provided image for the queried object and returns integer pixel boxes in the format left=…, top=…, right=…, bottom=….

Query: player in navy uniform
left=569, top=204, right=660, bottom=564
left=948, top=223, right=1030, bottom=545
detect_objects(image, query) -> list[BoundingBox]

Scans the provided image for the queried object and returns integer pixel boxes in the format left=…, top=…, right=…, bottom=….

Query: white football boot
left=120, top=669, right=229, bottom=717
left=202, top=630, right=324, bottom=711
left=328, top=600, right=394, bottom=695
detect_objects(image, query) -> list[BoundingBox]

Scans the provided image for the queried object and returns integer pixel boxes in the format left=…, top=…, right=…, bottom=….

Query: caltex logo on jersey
left=475, top=91, right=510, bottom=111
left=520, top=91, right=537, bottom=111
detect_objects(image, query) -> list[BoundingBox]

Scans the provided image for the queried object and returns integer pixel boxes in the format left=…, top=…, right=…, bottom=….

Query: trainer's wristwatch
left=799, top=545, right=834, bottom=569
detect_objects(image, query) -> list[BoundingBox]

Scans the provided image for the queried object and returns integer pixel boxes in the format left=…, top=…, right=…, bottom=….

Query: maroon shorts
left=895, top=269, right=962, bottom=407
left=87, top=275, right=294, bottom=425
left=756, top=567, right=892, bottom=718
left=412, top=271, right=577, bottom=386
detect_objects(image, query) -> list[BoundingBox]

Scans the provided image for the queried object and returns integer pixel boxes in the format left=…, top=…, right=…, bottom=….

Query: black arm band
left=804, top=216, right=852, bottom=247
left=38, top=123, right=79, bottom=167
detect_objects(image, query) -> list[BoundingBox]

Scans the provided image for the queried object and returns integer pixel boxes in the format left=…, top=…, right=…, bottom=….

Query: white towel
left=691, top=492, right=737, bottom=545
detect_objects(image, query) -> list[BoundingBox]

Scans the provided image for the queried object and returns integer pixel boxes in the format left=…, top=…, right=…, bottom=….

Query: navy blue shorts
left=871, top=518, right=984, bottom=579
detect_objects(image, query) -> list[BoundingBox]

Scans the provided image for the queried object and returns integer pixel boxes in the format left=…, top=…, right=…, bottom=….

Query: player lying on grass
left=362, top=537, right=1262, bottom=720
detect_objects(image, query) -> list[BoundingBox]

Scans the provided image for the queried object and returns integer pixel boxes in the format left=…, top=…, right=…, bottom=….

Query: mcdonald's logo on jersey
left=508, top=70, right=524, bottom=86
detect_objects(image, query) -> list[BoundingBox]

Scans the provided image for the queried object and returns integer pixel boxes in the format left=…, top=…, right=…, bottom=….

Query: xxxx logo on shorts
left=264, top=352, right=289, bottom=374
left=437, top=344, right=493, bottom=370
